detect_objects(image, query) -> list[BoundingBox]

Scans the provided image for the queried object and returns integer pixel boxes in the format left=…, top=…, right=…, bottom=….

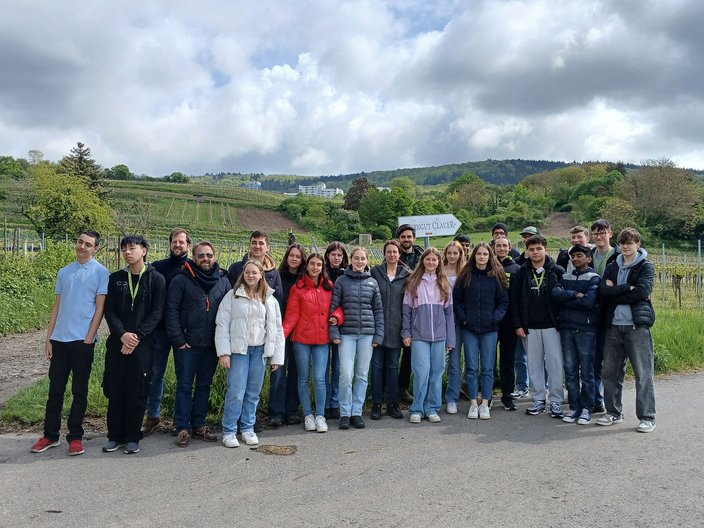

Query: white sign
left=398, top=214, right=462, bottom=237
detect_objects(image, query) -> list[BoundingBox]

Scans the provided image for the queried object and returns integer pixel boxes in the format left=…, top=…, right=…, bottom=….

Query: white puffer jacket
left=214, top=285, right=285, bottom=365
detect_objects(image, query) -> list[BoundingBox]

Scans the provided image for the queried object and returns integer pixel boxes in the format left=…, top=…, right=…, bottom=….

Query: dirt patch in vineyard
left=540, top=212, right=576, bottom=237
left=236, top=208, right=306, bottom=233
left=0, top=329, right=48, bottom=407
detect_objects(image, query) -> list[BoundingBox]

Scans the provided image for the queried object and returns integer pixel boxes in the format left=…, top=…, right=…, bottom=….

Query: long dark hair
left=298, top=253, right=333, bottom=291
left=457, top=242, right=508, bottom=289
left=324, top=241, right=349, bottom=269
left=279, top=243, right=307, bottom=278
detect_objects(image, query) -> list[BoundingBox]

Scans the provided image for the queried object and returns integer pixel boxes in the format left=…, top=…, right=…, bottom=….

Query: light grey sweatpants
left=524, top=328, right=564, bottom=403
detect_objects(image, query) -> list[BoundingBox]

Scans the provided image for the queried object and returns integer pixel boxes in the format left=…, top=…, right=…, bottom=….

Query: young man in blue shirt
left=31, top=230, right=110, bottom=456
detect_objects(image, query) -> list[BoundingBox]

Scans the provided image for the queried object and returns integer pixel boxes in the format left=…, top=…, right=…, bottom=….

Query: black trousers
left=398, top=345, right=412, bottom=392
left=104, top=345, right=149, bottom=443
left=498, top=323, right=517, bottom=397
left=44, top=340, right=95, bottom=442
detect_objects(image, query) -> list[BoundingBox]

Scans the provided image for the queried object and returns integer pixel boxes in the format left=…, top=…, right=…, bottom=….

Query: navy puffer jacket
left=453, top=267, right=509, bottom=334
left=329, top=268, right=384, bottom=345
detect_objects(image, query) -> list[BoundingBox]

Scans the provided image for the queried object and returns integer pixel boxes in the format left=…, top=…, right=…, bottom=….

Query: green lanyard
left=128, top=265, right=146, bottom=311
left=532, top=271, right=545, bottom=291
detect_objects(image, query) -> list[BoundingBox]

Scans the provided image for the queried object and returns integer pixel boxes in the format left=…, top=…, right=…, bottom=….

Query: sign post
left=398, top=214, right=462, bottom=248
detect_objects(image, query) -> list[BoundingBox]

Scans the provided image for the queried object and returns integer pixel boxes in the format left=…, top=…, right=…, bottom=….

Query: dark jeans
left=325, top=342, right=340, bottom=409
left=560, top=328, right=596, bottom=413
left=602, top=326, right=656, bottom=421
left=145, top=327, right=171, bottom=419
left=173, top=346, right=218, bottom=431
left=268, top=339, right=300, bottom=419
left=371, top=346, right=400, bottom=404
left=104, top=345, right=149, bottom=443
left=43, top=340, right=95, bottom=442
left=594, top=326, right=606, bottom=406
left=398, top=344, right=412, bottom=392
left=498, top=322, right=517, bottom=397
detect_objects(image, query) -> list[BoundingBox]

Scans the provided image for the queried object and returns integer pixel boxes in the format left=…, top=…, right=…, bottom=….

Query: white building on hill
left=298, top=182, right=344, bottom=198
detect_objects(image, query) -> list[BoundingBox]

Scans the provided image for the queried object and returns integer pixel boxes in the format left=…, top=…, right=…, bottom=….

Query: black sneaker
left=286, top=415, right=302, bottom=425
left=338, top=416, right=350, bottom=430
left=330, top=408, right=341, bottom=420
left=350, top=415, right=365, bottom=429
left=268, top=416, right=283, bottom=427
left=370, top=403, right=382, bottom=420
left=386, top=403, right=403, bottom=419
left=501, top=396, right=516, bottom=411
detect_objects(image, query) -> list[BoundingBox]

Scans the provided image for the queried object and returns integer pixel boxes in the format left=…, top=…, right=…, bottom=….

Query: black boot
left=370, top=403, right=382, bottom=420
left=386, top=402, right=403, bottom=419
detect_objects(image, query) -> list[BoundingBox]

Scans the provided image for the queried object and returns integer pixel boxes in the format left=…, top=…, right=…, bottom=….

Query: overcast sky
left=1, top=0, right=702, bottom=176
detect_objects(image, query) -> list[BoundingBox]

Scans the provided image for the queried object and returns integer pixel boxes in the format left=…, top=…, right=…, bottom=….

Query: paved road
left=1, top=373, right=703, bottom=528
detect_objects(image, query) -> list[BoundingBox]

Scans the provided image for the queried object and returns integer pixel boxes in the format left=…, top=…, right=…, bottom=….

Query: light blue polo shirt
left=51, top=258, right=110, bottom=343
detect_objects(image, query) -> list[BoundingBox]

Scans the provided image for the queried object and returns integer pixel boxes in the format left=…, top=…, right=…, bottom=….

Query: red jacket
left=283, top=275, right=342, bottom=345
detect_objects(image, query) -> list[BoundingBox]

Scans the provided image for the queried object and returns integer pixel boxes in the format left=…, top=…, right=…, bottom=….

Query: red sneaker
left=68, top=439, right=85, bottom=456
left=30, top=437, right=60, bottom=453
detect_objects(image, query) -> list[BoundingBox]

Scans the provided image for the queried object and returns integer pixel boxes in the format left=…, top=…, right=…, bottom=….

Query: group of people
left=30, top=218, right=657, bottom=456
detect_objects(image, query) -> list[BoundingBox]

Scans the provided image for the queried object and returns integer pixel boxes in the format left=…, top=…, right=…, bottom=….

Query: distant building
left=298, top=182, right=344, bottom=198
left=376, top=186, right=392, bottom=192
left=241, top=181, right=262, bottom=190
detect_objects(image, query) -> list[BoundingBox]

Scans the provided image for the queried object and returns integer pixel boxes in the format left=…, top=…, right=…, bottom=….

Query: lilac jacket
left=401, top=273, right=455, bottom=347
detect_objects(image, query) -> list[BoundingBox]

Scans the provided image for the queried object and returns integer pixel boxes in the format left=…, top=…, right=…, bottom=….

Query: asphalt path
left=1, top=373, right=702, bottom=528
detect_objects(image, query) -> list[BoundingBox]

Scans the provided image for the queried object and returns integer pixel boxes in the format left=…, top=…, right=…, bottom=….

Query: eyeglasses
left=196, top=252, right=214, bottom=259
left=591, top=231, right=608, bottom=238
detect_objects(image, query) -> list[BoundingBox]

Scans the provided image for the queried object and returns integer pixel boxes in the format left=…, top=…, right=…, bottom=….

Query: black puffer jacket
left=600, top=255, right=655, bottom=328
left=510, top=256, right=565, bottom=332
left=370, top=262, right=410, bottom=349
left=165, top=261, right=231, bottom=349
left=329, top=268, right=384, bottom=345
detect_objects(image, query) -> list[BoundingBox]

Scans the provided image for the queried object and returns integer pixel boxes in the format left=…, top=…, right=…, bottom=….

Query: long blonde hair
left=232, top=260, right=268, bottom=303
left=442, top=241, right=465, bottom=275
left=405, top=247, right=451, bottom=302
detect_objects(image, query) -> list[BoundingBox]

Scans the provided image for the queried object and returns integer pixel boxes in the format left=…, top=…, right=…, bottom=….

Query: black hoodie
left=510, top=255, right=565, bottom=332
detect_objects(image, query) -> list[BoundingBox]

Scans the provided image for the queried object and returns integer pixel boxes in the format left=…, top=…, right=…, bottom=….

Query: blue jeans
left=410, top=340, right=446, bottom=416
left=268, top=339, right=300, bottom=419
left=514, top=338, right=529, bottom=391
left=292, top=342, right=329, bottom=416
left=371, top=346, right=400, bottom=404
left=444, top=324, right=464, bottom=404
left=325, top=343, right=340, bottom=410
left=338, top=334, right=374, bottom=417
left=461, top=330, right=498, bottom=401
left=560, top=328, right=596, bottom=412
left=145, top=328, right=171, bottom=419
left=602, top=326, right=656, bottom=421
left=222, top=346, right=267, bottom=434
left=173, top=346, right=218, bottom=431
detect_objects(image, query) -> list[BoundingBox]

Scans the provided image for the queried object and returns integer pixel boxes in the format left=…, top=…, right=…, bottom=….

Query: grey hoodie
left=612, top=248, right=648, bottom=326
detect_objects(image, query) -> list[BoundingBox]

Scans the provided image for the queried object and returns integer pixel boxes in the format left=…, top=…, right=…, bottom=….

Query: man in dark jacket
left=103, top=235, right=166, bottom=455
left=142, top=228, right=191, bottom=436
left=167, top=241, right=231, bottom=447
left=494, top=237, right=521, bottom=410
left=596, top=228, right=656, bottom=433
left=396, top=224, right=423, bottom=403
left=551, top=244, right=600, bottom=426
left=589, top=218, right=620, bottom=413
left=511, top=235, right=565, bottom=417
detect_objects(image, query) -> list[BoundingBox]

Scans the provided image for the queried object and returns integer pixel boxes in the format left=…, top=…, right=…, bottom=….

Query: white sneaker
left=222, top=434, right=239, bottom=448
left=427, top=413, right=441, bottom=423
left=304, top=414, right=316, bottom=431
left=479, top=404, right=491, bottom=420
left=409, top=413, right=422, bottom=424
left=315, top=415, right=328, bottom=433
left=446, top=402, right=458, bottom=414
left=467, top=405, right=479, bottom=419
left=637, top=420, right=656, bottom=433
left=241, top=431, right=259, bottom=445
